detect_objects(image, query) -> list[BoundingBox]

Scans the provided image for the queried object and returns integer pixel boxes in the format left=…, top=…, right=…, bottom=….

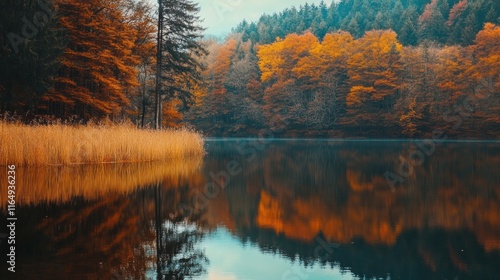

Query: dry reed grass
left=0, top=121, right=205, bottom=166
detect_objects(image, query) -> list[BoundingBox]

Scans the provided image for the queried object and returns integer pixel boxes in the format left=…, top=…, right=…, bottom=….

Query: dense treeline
left=2, top=0, right=500, bottom=137
left=186, top=0, right=500, bottom=138
left=234, top=0, right=500, bottom=46
left=0, top=0, right=205, bottom=127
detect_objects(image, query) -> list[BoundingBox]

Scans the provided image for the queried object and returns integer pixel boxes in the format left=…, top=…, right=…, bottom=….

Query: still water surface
left=1, top=139, right=500, bottom=280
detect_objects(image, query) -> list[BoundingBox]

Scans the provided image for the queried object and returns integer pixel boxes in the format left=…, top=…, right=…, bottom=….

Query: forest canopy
left=186, top=0, right=500, bottom=138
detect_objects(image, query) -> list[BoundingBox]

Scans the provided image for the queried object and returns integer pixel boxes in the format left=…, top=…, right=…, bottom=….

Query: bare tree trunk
left=154, top=0, right=163, bottom=129
left=159, top=97, right=163, bottom=128
left=141, top=85, right=146, bottom=128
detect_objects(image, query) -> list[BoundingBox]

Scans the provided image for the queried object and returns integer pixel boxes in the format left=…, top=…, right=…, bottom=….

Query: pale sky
left=197, top=0, right=330, bottom=36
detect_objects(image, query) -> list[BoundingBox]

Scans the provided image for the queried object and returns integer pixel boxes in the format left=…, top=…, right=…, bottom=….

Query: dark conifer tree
left=155, top=0, right=207, bottom=128
left=399, top=6, right=419, bottom=45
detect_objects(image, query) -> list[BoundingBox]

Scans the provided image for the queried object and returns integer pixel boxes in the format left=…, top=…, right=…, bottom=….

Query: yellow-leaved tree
left=345, top=30, right=403, bottom=132
left=257, top=32, right=320, bottom=130
left=470, top=23, right=500, bottom=125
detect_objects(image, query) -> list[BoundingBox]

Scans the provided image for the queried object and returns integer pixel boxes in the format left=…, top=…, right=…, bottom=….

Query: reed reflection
left=0, top=158, right=202, bottom=206
left=0, top=161, right=208, bottom=280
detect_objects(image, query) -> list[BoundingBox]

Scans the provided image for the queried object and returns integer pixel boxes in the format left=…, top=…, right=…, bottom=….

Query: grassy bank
left=0, top=121, right=204, bottom=166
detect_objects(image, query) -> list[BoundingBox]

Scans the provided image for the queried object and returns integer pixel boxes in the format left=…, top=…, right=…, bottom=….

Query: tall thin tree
left=154, top=0, right=163, bottom=129
left=154, top=0, right=207, bottom=129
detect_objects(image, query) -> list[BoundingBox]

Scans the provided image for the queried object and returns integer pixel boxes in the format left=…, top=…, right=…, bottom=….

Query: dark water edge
left=199, top=126, right=500, bottom=139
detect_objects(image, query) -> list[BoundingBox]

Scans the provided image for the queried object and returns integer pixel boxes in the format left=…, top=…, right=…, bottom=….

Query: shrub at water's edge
left=0, top=121, right=205, bottom=166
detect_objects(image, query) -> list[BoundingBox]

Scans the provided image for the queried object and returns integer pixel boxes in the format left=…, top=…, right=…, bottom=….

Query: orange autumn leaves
left=257, top=30, right=402, bottom=105
left=257, top=30, right=403, bottom=129
left=258, top=33, right=320, bottom=83
left=256, top=24, right=500, bottom=135
left=47, top=0, right=155, bottom=118
left=348, top=31, right=402, bottom=104
left=473, top=23, right=500, bottom=91
left=211, top=39, right=237, bottom=95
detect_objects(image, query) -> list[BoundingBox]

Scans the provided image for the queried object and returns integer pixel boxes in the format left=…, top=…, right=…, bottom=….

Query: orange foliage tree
left=292, top=31, right=354, bottom=129
left=470, top=23, right=500, bottom=127
left=396, top=45, right=438, bottom=137
left=433, top=45, right=475, bottom=135
left=345, top=30, right=403, bottom=131
left=126, top=0, right=157, bottom=127
left=258, top=32, right=321, bottom=130
left=210, top=39, right=237, bottom=95
left=47, top=0, right=141, bottom=119
left=257, top=38, right=285, bottom=83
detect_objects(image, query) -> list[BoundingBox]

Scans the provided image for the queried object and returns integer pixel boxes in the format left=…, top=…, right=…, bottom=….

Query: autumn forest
left=189, top=0, right=500, bottom=138
left=2, top=1, right=500, bottom=278
left=2, top=0, right=500, bottom=138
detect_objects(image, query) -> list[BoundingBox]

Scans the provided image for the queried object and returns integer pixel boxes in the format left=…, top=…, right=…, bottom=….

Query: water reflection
left=200, top=140, right=500, bottom=279
left=152, top=183, right=208, bottom=280
left=0, top=161, right=208, bottom=280
left=0, top=158, right=202, bottom=206
left=0, top=140, right=499, bottom=279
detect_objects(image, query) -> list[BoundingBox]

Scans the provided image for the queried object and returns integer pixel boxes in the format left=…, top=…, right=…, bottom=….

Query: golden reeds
left=0, top=121, right=205, bottom=166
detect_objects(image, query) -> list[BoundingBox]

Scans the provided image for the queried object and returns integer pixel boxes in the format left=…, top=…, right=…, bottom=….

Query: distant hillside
left=233, top=0, right=500, bottom=46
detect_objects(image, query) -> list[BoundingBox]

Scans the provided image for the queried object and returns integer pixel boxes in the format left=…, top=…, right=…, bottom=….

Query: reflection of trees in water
left=202, top=140, right=500, bottom=280
left=205, top=141, right=500, bottom=246
left=155, top=220, right=207, bottom=280
left=0, top=179, right=208, bottom=280
left=231, top=222, right=500, bottom=280
left=153, top=183, right=208, bottom=280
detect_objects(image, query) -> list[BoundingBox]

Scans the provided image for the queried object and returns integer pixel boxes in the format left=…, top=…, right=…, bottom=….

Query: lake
left=1, top=139, right=500, bottom=280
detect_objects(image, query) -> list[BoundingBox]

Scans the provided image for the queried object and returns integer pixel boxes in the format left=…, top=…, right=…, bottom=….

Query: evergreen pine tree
left=155, top=0, right=207, bottom=128
left=485, top=5, right=498, bottom=23
left=400, top=6, right=419, bottom=45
